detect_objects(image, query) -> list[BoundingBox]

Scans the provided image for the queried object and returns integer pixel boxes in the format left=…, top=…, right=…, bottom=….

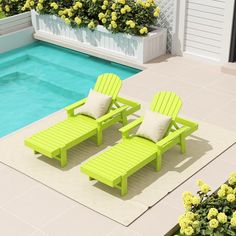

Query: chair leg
left=156, top=154, right=162, bottom=171
left=97, top=126, right=102, bottom=146
left=180, top=135, right=186, bottom=154
left=121, top=112, right=128, bottom=126
left=60, top=149, right=67, bottom=168
left=121, top=176, right=128, bottom=196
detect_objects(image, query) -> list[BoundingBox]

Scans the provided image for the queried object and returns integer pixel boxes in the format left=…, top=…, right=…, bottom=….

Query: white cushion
left=75, top=89, right=112, bottom=119
left=136, top=110, right=172, bottom=143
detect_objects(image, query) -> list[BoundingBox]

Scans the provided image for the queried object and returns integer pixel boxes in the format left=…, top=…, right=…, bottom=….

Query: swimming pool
left=0, top=42, right=140, bottom=138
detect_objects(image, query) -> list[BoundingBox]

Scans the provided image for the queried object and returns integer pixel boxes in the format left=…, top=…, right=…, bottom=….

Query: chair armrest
left=64, top=98, right=87, bottom=117
left=119, top=117, right=143, bottom=140
left=96, top=105, right=129, bottom=124
left=175, top=117, right=198, bottom=136
left=116, top=96, right=141, bottom=116
left=156, top=126, right=189, bottom=148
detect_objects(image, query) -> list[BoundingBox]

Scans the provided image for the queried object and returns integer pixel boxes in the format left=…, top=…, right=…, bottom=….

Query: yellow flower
left=209, top=219, right=219, bottom=229
left=143, top=27, right=148, bottom=33
left=196, top=179, right=205, bottom=187
left=39, top=0, right=43, bottom=3
left=227, top=194, right=235, bottom=202
left=183, top=191, right=193, bottom=198
left=139, top=29, right=145, bottom=34
left=231, top=217, right=236, bottom=227
left=101, top=5, right=107, bottom=10
left=130, top=22, right=135, bottom=28
left=30, top=1, right=35, bottom=6
left=126, top=20, right=131, bottom=25
left=36, top=3, right=43, bottom=11
left=58, top=10, right=64, bottom=16
left=153, top=11, right=158, bottom=17
left=111, top=15, right=117, bottom=21
left=192, top=220, right=200, bottom=229
left=5, top=5, right=10, bottom=12
left=127, top=20, right=135, bottom=28
left=76, top=1, right=83, bottom=8
left=184, top=203, right=192, bottom=211
left=217, top=212, right=227, bottom=223
left=88, top=21, right=95, bottom=29
left=124, top=5, right=131, bottom=12
left=120, top=8, right=126, bottom=14
left=98, top=12, right=105, bottom=19
left=185, top=212, right=195, bottom=221
left=103, top=0, right=109, bottom=6
left=191, top=196, right=200, bottom=205
left=111, top=21, right=117, bottom=28
left=228, top=176, right=236, bottom=186
left=101, top=18, right=107, bottom=24
left=233, top=211, right=236, bottom=218
left=207, top=208, right=218, bottom=220
left=184, top=226, right=194, bottom=236
left=155, top=6, right=160, bottom=13
left=111, top=3, right=116, bottom=10
left=200, top=183, right=211, bottom=193
left=183, top=195, right=193, bottom=205
left=179, top=217, right=192, bottom=229
left=74, top=17, right=82, bottom=25
left=117, top=0, right=125, bottom=4
left=221, top=184, right=229, bottom=191
left=64, top=18, right=71, bottom=25
left=92, top=0, right=96, bottom=3
left=50, top=2, right=58, bottom=10
left=217, top=189, right=226, bottom=198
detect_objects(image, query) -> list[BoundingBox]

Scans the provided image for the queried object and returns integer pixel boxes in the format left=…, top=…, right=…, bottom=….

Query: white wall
left=0, top=27, right=35, bottom=53
left=175, top=0, right=235, bottom=62
left=0, top=12, right=32, bottom=35
left=0, top=12, right=35, bottom=53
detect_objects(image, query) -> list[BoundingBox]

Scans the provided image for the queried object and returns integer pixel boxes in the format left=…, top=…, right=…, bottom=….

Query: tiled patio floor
left=1, top=55, right=236, bottom=236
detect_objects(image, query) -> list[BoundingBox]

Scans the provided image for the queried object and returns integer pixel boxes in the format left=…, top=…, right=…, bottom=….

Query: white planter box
left=31, top=10, right=167, bottom=64
left=0, top=12, right=32, bottom=35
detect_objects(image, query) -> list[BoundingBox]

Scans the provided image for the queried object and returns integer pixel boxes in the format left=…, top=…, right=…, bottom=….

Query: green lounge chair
left=80, top=92, right=198, bottom=196
left=25, top=73, right=140, bottom=167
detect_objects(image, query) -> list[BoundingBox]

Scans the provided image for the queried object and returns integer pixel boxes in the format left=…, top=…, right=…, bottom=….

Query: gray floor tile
left=2, top=185, right=76, bottom=228
left=106, top=226, right=143, bottom=236
left=0, top=167, right=38, bottom=206
left=0, top=208, right=36, bottom=236
left=42, top=204, right=117, bottom=236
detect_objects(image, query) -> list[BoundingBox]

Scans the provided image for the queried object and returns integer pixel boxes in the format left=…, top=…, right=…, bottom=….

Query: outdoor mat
left=0, top=110, right=236, bottom=226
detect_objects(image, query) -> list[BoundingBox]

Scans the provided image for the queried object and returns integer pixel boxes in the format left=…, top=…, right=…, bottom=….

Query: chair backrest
left=150, top=92, right=182, bottom=120
left=94, top=73, right=122, bottom=100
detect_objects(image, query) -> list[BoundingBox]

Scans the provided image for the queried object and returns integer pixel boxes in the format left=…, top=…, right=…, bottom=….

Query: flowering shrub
left=177, top=173, right=236, bottom=236
left=0, top=0, right=160, bottom=36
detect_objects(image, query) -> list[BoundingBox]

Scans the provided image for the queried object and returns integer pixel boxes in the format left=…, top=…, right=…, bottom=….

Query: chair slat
left=150, top=91, right=182, bottom=119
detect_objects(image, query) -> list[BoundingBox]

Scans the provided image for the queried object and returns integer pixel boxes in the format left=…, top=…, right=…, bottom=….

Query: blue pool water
left=0, top=42, right=140, bottom=137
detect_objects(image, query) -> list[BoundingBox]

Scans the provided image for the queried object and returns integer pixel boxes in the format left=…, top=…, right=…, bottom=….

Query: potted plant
left=0, top=0, right=167, bottom=63
left=175, top=173, right=236, bottom=236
